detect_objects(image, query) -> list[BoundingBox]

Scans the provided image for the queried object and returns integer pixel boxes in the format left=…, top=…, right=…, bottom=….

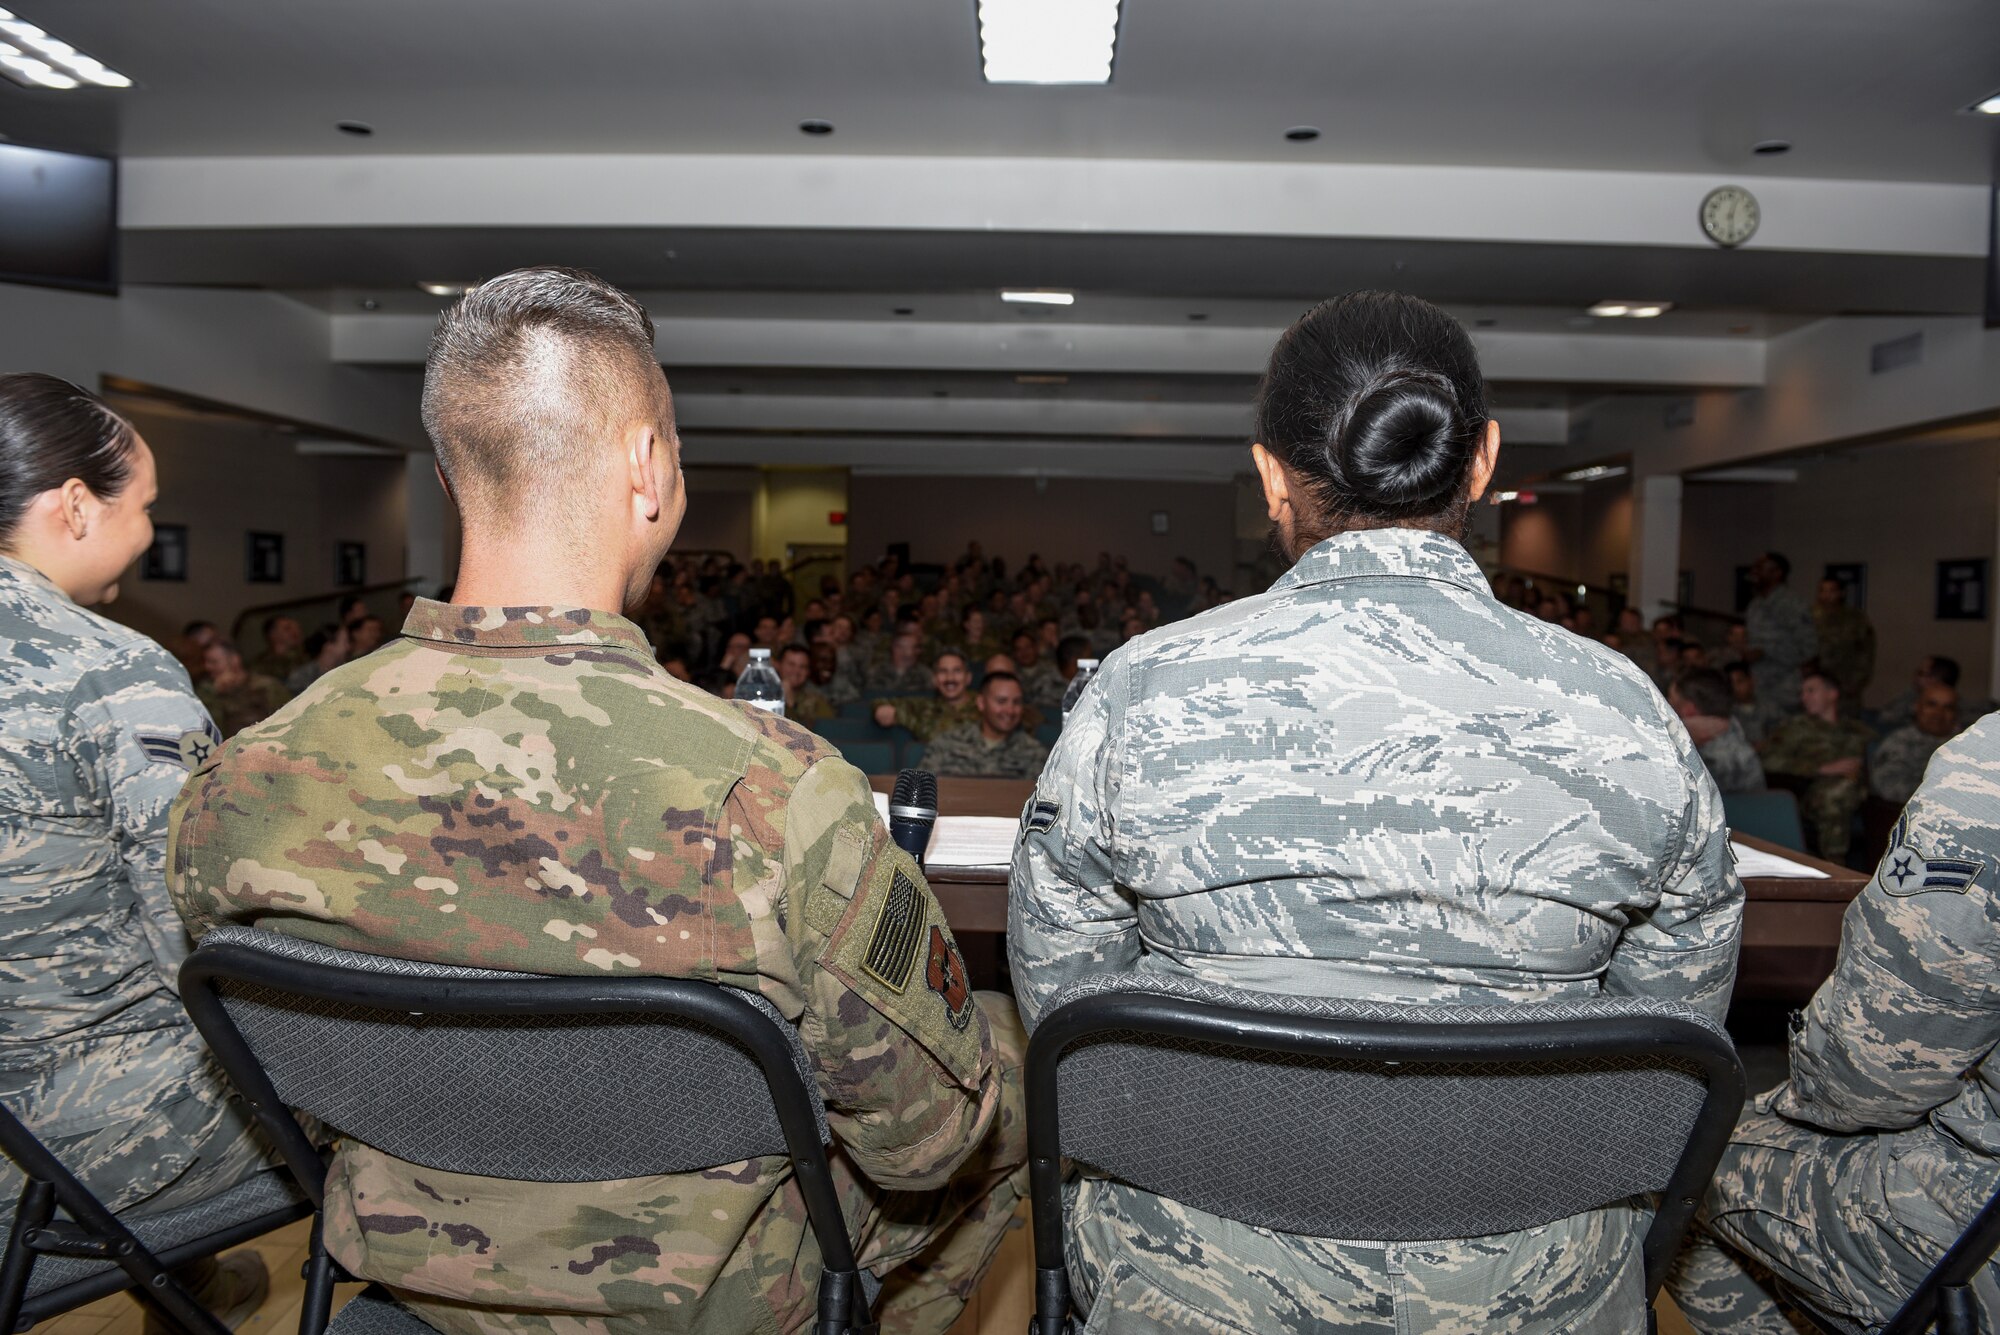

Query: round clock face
left=1701, top=185, right=1760, bottom=248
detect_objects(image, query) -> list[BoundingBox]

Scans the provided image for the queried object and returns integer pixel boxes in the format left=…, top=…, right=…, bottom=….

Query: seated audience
left=166, top=267, right=1024, bottom=1335
left=1012, top=292, right=1741, bottom=1332
left=873, top=649, right=976, bottom=740
left=1009, top=628, right=1065, bottom=712
left=1728, top=660, right=1785, bottom=746
left=0, top=372, right=274, bottom=1323
left=197, top=640, right=292, bottom=740
left=866, top=625, right=934, bottom=697
left=285, top=622, right=350, bottom=694
left=348, top=613, right=387, bottom=656
left=249, top=613, right=305, bottom=682
left=1671, top=713, right=2000, bottom=1332
left=174, top=618, right=220, bottom=685
left=1876, top=654, right=1991, bottom=732
left=924, top=672, right=1049, bottom=779
left=1670, top=668, right=1767, bottom=794
left=1870, top=681, right=1962, bottom=806
left=808, top=640, right=858, bottom=706
left=777, top=641, right=835, bottom=726
left=1760, top=670, right=1872, bottom=861
left=1614, top=606, right=1656, bottom=677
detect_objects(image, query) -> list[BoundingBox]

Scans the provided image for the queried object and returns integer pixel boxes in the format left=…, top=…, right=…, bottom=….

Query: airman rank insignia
left=1023, top=798, right=1059, bottom=835
left=137, top=722, right=222, bottom=771
left=1880, top=815, right=1986, bottom=897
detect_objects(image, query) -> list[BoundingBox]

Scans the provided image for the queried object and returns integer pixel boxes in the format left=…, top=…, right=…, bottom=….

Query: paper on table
left=872, top=791, right=891, bottom=823
left=1730, top=837, right=1831, bottom=880
left=924, top=817, right=1020, bottom=869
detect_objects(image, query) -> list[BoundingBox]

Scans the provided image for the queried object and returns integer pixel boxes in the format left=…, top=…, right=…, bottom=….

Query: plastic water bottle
left=1062, top=658, right=1100, bottom=728
left=737, top=648, right=785, bottom=716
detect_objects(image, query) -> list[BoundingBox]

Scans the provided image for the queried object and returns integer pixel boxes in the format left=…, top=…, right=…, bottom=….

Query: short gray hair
left=420, top=266, right=660, bottom=516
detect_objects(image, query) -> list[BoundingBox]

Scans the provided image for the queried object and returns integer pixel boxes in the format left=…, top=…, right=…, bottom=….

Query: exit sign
left=828, top=511, right=847, bottom=526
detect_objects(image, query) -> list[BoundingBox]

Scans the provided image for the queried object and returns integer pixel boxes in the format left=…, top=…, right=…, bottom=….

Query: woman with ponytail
left=1010, top=292, right=1743, bottom=1333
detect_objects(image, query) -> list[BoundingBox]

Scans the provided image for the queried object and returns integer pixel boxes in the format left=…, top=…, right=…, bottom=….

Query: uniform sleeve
left=779, top=754, right=1002, bottom=1191
left=1602, top=708, right=1745, bottom=1023
left=1776, top=730, right=2000, bottom=1132
left=1008, top=651, right=1135, bottom=1029
left=63, top=641, right=221, bottom=992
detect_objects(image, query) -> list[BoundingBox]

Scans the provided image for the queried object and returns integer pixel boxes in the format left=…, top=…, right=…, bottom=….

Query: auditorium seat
left=1722, top=790, right=1809, bottom=853
left=835, top=739, right=896, bottom=776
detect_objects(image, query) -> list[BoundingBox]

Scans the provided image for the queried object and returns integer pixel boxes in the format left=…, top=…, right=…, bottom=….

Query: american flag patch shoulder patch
left=861, top=869, right=925, bottom=993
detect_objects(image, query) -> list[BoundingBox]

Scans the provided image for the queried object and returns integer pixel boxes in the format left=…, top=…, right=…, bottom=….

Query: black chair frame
left=180, top=940, right=874, bottom=1335
left=0, top=1103, right=306, bottom=1335
left=1025, top=991, right=1746, bottom=1335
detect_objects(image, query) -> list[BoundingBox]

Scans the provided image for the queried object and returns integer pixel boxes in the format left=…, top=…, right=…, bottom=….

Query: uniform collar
left=1270, top=528, right=1492, bottom=597
left=0, top=552, right=72, bottom=604
left=400, top=598, right=654, bottom=655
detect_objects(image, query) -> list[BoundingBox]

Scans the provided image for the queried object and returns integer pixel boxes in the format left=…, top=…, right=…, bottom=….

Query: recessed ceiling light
left=979, top=0, right=1121, bottom=85
left=1284, top=126, right=1321, bottom=142
left=1001, top=289, right=1075, bottom=306
left=336, top=120, right=374, bottom=136
left=1970, top=93, right=2000, bottom=115
left=1560, top=465, right=1628, bottom=483
left=418, top=282, right=470, bottom=297
left=1751, top=139, right=1792, bottom=156
left=0, top=8, right=130, bottom=89
left=798, top=119, right=834, bottom=136
left=1589, top=300, right=1673, bottom=319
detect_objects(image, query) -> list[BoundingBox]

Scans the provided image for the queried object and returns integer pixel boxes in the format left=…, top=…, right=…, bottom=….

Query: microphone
left=888, top=768, right=938, bottom=869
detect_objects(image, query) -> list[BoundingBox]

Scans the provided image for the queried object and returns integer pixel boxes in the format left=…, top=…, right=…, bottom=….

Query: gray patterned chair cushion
left=0, top=1169, right=302, bottom=1299
left=1041, top=972, right=1731, bottom=1241
left=325, top=1287, right=437, bottom=1335
left=201, top=926, right=829, bottom=1182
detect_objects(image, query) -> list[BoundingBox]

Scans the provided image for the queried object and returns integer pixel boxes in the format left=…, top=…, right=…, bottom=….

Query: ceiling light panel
left=1001, top=289, right=1075, bottom=306
left=0, top=8, right=129, bottom=89
left=1589, top=301, right=1674, bottom=319
left=1975, top=93, right=2000, bottom=115
left=979, top=0, right=1122, bottom=85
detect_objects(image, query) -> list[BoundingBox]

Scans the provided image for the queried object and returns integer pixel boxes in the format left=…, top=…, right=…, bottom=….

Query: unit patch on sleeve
left=860, top=867, right=926, bottom=993
left=925, top=925, right=975, bottom=1031
left=1881, top=815, right=1987, bottom=897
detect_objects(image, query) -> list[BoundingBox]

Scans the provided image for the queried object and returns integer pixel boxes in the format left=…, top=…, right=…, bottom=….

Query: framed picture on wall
left=246, top=531, right=285, bottom=585
left=1824, top=562, right=1867, bottom=609
left=141, top=524, right=188, bottom=582
left=1937, top=559, right=1988, bottom=621
left=336, top=541, right=367, bottom=587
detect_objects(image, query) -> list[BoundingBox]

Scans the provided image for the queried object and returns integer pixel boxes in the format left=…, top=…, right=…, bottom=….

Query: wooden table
left=875, top=777, right=1869, bottom=999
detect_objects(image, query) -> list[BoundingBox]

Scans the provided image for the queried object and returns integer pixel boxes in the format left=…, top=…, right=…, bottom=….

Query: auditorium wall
left=103, top=407, right=409, bottom=650
left=846, top=475, right=1236, bottom=585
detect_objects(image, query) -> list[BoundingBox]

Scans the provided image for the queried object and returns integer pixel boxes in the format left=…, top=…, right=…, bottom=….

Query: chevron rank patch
left=860, top=867, right=925, bottom=993
left=1880, top=815, right=1986, bottom=897
left=1023, top=798, right=1059, bottom=835
left=136, top=722, right=221, bottom=771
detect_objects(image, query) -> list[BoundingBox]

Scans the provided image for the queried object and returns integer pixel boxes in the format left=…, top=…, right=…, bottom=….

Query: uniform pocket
left=1081, top=1261, right=1260, bottom=1335
left=54, top=1092, right=203, bottom=1213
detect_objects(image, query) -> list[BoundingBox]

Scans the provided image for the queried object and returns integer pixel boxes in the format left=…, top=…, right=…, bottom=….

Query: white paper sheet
left=1730, top=838, right=1831, bottom=880
left=924, top=817, right=1021, bottom=869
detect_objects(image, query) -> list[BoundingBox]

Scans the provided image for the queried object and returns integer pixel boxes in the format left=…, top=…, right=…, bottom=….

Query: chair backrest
left=899, top=742, right=926, bottom=772
left=1026, top=973, right=1744, bottom=1312
left=1725, top=789, right=1808, bottom=852
left=810, top=717, right=877, bottom=744
left=835, top=739, right=896, bottom=775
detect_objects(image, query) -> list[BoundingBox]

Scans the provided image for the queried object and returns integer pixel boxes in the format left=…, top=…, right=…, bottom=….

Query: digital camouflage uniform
left=878, top=695, right=976, bottom=744
left=1015, top=662, right=1067, bottom=715
left=196, top=673, right=291, bottom=740
left=865, top=661, right=935, bottom=699
left=1670, top=714, right=2000, bottom=1333
left=1735, top=697, right=1787, bottom=749
left=168, top=601, right=1027, bottom=1335
left=1011, top=529, right=1744, bottom=1335
left=920, top=724, right=1049, bottom=780
left=1760, top=715, right=1873, bottom=862
left=0, top=554, right=271, bottom=1215
left=1813, top=604, right=1875, bottom=708
left=1698, top=719, right=1767, bottom=795
left=1870, top=725, right=1952, bottom=808
left=1744, top=586, right=1816, bottom=718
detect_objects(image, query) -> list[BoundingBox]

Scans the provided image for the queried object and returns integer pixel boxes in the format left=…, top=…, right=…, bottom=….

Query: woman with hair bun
left=0, top=373, right=274, bottom=1322
left=1011, top=292, right=1744, bottom=1332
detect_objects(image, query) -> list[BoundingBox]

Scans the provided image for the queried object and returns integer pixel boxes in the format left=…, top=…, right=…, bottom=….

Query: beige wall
left=757, top=469, right=849, bottom=563
left=102, top=408, right=408, bottom=651
left=847, top=475, right=1238, bottom=586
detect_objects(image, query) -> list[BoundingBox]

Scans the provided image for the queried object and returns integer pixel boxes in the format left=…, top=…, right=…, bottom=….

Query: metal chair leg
left=0, top=1180, right=55, bottom=1332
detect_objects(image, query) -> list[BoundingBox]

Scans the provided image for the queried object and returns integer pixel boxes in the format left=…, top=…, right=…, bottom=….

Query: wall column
left=1631, top=473, right=1683, bottom=624
left=405, top=452, right=450, bottom=596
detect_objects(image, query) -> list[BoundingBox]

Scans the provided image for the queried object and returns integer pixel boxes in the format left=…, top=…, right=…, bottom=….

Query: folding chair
left=0, top=1105, right=305, bottom=1335
left=1795, top=1180, right=2000, bottom=1335
left=179, top=926, right=875, bottom=1335
left=1026, top=973, right=1747, bottom=1335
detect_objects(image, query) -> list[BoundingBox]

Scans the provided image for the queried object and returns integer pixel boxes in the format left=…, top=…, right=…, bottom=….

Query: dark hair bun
left=1338, top=372, right=1467, bottom=513
left=1254, top=291, right=1489, bottom=527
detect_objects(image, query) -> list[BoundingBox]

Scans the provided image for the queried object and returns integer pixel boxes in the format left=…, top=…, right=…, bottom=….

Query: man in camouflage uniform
left=1728, top=662, right=1786, bottom=747
left=1870, top=682, right=1963, bottom=807
left=865, top=627, right=934, bottom=699
left=1670, top=668, right=1766, bottom=795
left=247, top=613, right=305, bottom=683
left=872, top=650, right=976, bottom=742
left=777, top=642, right=835, bottom=728
left=1009, top=631, right=1066, bottom=715
left=195, top=640, right=291, bottom=739
left=1743, top=553, right=1816, bottom=717
left=167, top=268, right=1025, bottom=1335
left=922, top=673, right=1050, bottom=780
left=1760, top=671, right=1873, bottom=861
left=1671, top=712, right=2000, bottom=1331
left=1012, top=525, right=1742, bottom=1334
left=1811, top=577, right=1874, bottom=711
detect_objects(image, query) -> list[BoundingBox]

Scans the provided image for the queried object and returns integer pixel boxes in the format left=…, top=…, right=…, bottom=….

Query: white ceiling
left=1, top=0, right=1996, bottom=181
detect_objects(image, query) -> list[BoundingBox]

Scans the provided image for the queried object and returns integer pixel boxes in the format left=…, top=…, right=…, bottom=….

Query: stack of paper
left=869, top=794, right=1017, bottom=869
left=1730, top=839, right=1831, bottom=880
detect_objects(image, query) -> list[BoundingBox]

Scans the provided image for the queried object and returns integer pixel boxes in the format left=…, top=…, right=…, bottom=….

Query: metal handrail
left=227, top=578, right=424, bottom=643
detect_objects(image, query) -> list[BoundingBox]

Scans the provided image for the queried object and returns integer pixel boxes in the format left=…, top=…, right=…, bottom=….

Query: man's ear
left=630, top=425, right=662, bottom=521
left=432, top=460, right=456, bottom=507
left=1250, top=443, right=1291, bottom=525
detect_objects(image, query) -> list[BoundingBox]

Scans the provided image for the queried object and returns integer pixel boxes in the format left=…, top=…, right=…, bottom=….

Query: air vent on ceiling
left=1870, top=332, right=1924, bottom=375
